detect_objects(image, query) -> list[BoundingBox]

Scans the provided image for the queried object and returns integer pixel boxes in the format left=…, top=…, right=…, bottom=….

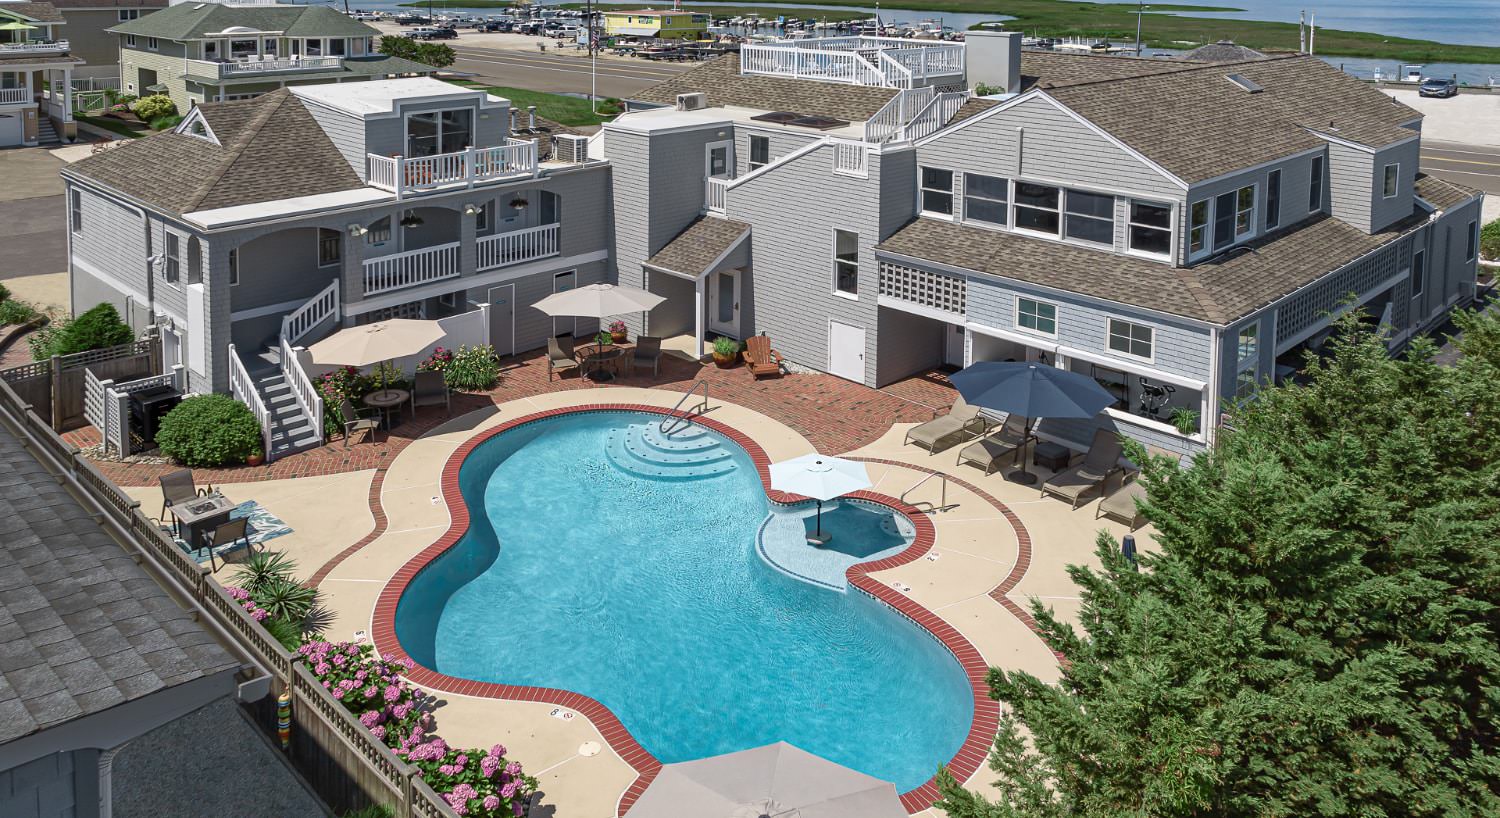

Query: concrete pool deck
left=126, top=386, right=1155, bottom=817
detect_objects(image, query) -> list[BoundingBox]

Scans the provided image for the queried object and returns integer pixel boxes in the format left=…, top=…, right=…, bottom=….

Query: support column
left=694, top=272, right=707, bottom=358
left=98, top=744, right=125, bottom=818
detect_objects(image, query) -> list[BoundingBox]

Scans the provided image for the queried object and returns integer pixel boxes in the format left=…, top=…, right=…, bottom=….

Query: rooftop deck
left=740, top=35, right=964, bottom=89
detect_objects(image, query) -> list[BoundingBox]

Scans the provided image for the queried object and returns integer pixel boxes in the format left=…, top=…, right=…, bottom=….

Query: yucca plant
left=256, top=577, right=319, bottom=625
left=232, top=551, right=298, bottom=596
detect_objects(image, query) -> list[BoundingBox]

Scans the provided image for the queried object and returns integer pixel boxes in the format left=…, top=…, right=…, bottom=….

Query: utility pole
left=1299, top=9, right=1305, bottom=53
left=1134, top=0, right=1145, bottom=56
left=1308, top=11, right=1316, bottom=55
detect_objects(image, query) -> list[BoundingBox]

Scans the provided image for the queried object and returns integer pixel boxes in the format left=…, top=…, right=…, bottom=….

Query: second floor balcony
left=740, top=36, right=964, bottom=89
left=187, top=55, right=344, bottom=79
left=362, top=222, right=560, bottom=297
left=366, top=141, right=539, bottom=198
left=0, top=39, right=69, bottom=56
left=0, top=87, right=30, bottom=105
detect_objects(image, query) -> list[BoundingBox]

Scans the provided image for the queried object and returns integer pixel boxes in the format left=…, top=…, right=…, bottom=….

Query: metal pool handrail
left=660, top=381, right=710, bottom=435
left=900, top=471, right=955, bottom=513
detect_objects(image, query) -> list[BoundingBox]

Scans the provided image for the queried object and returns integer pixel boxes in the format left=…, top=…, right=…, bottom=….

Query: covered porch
left=642, top=217, right=752, bottom=357
left=0, top=56, right=78, bottom=145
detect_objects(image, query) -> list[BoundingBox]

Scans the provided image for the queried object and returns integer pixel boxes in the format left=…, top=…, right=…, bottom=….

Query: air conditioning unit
left=553, top=133, right=590, bottom=163
left=676, top=92, right=707, bottom=111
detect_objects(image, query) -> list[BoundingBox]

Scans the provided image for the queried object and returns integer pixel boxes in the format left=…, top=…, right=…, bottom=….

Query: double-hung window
left=920, top=167, right=953, bottom=216
left=69, top=189, right=82, bottom=234
left=328, top=38, right=346, bottom=56
left=1309, top=155, right=1325, bottom=211
left=1265, top=169, right=1281, bottom=230
left=1234, top=185, right=1255, bottom=236
left=117, top=9, right=140, bottom=21
left=317, top=228, right=341, bottom=267
left=1383, top=163, right=1399, bottom=198
left=1107, top=318, right=1153, bottom=360
left=1237, top=324, right=1257, bottom=363
left=1128, top=200, right=1172, bottom=257
left=126, top=34, right=135, bottom=47
left=962, top=173, right=1007, bottom=226
left=1013, top=182, right=1060, bottom=235
left=1016, top=297, right=1057, bottom=336
left=163, top=233, right=180, bottom=284
left=146, top=37, right=158, bottom=50
left=1064, top=189, right=1114, bottom=245
left=748, top=135, right=769, bottom=171
left=1213, top=185, right=1255, bottom=250
left=1188, top=200, right=1209, bottom=255
left=833, top=229, right=858, bottom=296
left=475, top=201, right=493, bottom=233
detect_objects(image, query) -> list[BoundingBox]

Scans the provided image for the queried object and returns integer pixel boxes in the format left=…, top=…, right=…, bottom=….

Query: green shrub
left=442, top=344, right=499, bottom=391
left=156, top=394, right=263, bottom=466
left=0, top=283, right=10, bottom=302
left=712, top=336, right=740, bottom=357
left=132, top=94, right=176, bottom=121
left=1481, top=218, right=1500, bottom=262
left=0, top=299, right=38, bottom=326
left=148, top=113, right=182, bottom=131
left=33, top=302, right=132, bottom=358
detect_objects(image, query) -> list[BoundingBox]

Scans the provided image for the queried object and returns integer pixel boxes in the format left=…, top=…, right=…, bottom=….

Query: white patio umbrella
left=624, top=742, right=907, bottom=818
left=769, top=453, right=871, bottom=545
left=532, top=283, right=664, bottom=381
left=306, top=319, right=445, bottom=400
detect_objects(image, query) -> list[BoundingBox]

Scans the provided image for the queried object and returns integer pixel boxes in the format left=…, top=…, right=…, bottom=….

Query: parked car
left=480, top=21, right=512, bottom=32
left=421, top=26, right=459, bottom=40
left=1419, top=77, right=1459, bottom=98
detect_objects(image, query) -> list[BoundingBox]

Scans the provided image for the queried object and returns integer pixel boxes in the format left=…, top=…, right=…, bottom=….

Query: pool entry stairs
left=604, top=421, right=736, bottom=480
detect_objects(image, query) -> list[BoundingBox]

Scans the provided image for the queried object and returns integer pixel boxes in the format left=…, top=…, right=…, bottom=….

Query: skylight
left=1225, top=74, right=1263, bottom=93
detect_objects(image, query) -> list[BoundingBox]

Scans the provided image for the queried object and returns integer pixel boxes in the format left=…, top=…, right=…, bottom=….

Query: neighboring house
left=62, top=77, right=609, bottom=458
left=107, top=0, right=433, bottom=111
left=603, top=9, right=710, bottom=41
left=0, top=0, right=81, bottom=145
left=1180, top=40, right=1267, bottom=62
left=603, top=31, right=1482, bottom=455
left=45, top=0, right=164, bottom=81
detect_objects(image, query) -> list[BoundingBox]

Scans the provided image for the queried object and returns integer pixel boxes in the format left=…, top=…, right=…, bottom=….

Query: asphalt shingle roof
left=0, top=424, right=239, bottom=745
left=647, top=216, right=750, bottom=276
left=109, top=2, right=374, bottom=39
left=45, top=0, right=163, bottom=8
left=65, top=89, right=363, bottom=215
left=1180, top=40, right=1268, bottom=62
left=1414, top=172, right=1478, bottom=210
left=631, top=53, right=899, bottom=122
left=0, top=2, right=64, bottom=23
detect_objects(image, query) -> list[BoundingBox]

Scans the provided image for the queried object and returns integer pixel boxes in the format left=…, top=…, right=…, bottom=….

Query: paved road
left=450, top=44, right=691, bottom=98
left=0, top=147, right=67, bottom=281
left=1421, top=140, right=1500, bottom=201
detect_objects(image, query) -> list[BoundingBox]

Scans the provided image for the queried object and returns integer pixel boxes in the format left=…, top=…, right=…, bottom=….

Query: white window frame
left=832, top=228, right=859, bottom=299
left=1236, top=323, right=1257, bottom=364
left=1382, top=163, right=1399, bottom=199
left=1014, top=295, right=1058, bottom=338
left=405, top=108, right=476, bottom=158
left=1125, top=199, right=1173, bottom=260
left=1011, top=181, right=1063, bottom=240
left=1062, top=188, right=1115, bottom=247
left=316, top=228, right=341, bottom=269
left=69, top=189, right=82, bottom=234
left=117, top=9, right=140, bottom=21
left=1233, top=184, right=1256, bottom=239
left=126, top=34, right=136, bottom=47
left=919, top=166, right=954, bottom=218
left=1188, top=199, right=1210, bottom=259
left=961, top=172, right=1008, bottom=228
left=704, top=138, right=732, bottom=179
left=162, top=232, right=180, bottom=285
left=1106, top=317, right=1154, bottom=362
left=146, top=37, right=158, bottom=51
left=748, top=134, right=769, bottom=171
left=1467, top=219, right=1478, bottom=262
left=228, top=247, right=239, bottom=286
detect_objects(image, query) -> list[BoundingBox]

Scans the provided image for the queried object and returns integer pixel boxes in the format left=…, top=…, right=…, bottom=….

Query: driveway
left=0, top=147, right=67, bottom=282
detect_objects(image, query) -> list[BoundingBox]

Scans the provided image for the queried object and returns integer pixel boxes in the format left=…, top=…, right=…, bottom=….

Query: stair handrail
left=281, top=280, right=339, bottom=346
left=279, top=334, right=324, bottom=450
left=227, top=343, right=272, bottom=460
left=660, top=381, right=710, bottom=436
left=900, top=470, right=954, bottom=513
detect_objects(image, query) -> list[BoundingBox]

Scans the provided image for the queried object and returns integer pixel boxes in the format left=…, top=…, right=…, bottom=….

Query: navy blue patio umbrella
left=948, top=361, right=1116, bottom=483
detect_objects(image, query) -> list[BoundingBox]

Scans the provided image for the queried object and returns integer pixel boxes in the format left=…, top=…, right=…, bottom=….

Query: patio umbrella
left=306, top=319, right=445, bottom=399
left=0, top=22, right=37, bottom=30
left=623, top=741, right=907, bottom=818
left=769, top=453, right=870, bottom=545
left=532, top=283, right=664, bottom=382
left=948, top=361, right=1116, bottom=484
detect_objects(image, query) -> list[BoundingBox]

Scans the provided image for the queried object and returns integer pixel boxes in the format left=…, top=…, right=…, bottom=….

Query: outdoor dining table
left=171, top=491, right=237, bottom=553
left=577, top=342, right=632, bottom=382
left=362, top=388, right=411, bottom=428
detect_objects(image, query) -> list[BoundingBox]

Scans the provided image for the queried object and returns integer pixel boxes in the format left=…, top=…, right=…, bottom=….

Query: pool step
left=603, top=422, right=736, bottom=481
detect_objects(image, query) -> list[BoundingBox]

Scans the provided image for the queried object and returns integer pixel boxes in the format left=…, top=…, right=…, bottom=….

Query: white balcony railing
left=0, top=40, right=69, bottom=55
left=705, top=177, right=729, bottom=215
left=741, top=36, right=964, bottom=89
left=830, top=139, right=868, bottom=177
left=476, top=223, right=559, bottom=271
left=0, top=88, right=30, bottom=105
left=220, top=55, right=342, bottom=77
left=363, top=241, right=461, bottom=296
left=366, top=141, right=539, bottom=198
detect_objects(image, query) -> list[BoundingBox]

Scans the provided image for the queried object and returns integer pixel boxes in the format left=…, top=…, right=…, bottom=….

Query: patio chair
left=742, top=335, right=785, bottom=379
left=200, top=517, right=260, bottom=572
left=547, top=336, right=579, bottom=381
left=1097, top=477, right=1148, bottom=530
left=903, top=395, right=992, bottom=455
left=411, top=370, right=450, bottom=415
left=1041, top=428, right=1126, bottom=509
left=340, top=399, right=380, bottom=448
left=955, top=414, right=1033, bottom=476
left=159, top=469, right=202, bottom=533
left=632, top=335, right=663, bottom=377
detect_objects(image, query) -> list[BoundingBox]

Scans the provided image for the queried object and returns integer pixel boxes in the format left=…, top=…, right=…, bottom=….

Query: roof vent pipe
left=965, top=30, right=1021, bottom=95
left=528, top=105, right=537, bottom=130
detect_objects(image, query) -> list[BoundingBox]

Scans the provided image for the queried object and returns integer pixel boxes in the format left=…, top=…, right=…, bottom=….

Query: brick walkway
left=72, top=347, right=959, bottom=487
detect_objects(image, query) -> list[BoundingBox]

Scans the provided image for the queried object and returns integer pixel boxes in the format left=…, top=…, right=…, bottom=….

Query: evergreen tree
left=938, top=310, right=1500, bottom=818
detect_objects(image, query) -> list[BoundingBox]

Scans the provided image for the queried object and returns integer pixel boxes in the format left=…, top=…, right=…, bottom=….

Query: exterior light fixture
left=347, top=224, right=369, bottom=237
left=462, top=203, right=479, bottom=216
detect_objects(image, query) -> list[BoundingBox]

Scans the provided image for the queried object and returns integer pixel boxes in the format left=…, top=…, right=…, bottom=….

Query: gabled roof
left=65, top=89, right=363, bottom=215
left=647, top=216, right=751, bottom=277
left=1180, top=40, right=1267, bottom=62
left=109, top=2, right=374, bottom=39
left=0, top=423, right=239, bottom=745
left=0, top=1, right=64, bottom=23
left=630, top=53, right=899, bottom=123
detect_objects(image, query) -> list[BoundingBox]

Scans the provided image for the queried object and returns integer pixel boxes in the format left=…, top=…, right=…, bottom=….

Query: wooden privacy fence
left=0, top=334, right=159, bottom=431
left=0, top=378, right=460, bottom=818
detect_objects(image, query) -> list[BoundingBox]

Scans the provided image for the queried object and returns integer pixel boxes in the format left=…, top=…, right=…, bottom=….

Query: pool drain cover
left=578, top=741, right=600, bottom=757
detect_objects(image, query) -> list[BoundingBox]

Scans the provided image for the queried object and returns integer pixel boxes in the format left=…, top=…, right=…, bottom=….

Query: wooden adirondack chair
left=742, top=335, right=785, bottom=379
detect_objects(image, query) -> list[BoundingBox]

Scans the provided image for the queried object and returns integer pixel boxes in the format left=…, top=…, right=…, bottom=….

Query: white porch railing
left=901, top=90, right=971, bottom=141
left=0, top=40, right=69, bottom=55
left=209, top=55, right=343, bottom=77
left=228, top=343, right=272, bottom=459
left=705, top=177, right=729, bottom=214
left=740, top=43, right=889, bottom=87
left=0, top=88, right=29, bottom=105
left=366, top=141, right=539, bottom=198
left=281, top=280, right=340, bottom=345
left=830, top=139, right=868, bottom=177
left=363, top=241, right=461, bottom=296
left=476, top=223, right=559, bottom=270
left=279, top=335, right=323, bottom=448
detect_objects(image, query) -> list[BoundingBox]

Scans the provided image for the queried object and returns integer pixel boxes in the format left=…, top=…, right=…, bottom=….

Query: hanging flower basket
left=508, top=197, right=529, bottom=210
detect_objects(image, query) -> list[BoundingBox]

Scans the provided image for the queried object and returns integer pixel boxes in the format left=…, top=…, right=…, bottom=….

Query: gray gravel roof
left=0, top=424, right=240, bottom=746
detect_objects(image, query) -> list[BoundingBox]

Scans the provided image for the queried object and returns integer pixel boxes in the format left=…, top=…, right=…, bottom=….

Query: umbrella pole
left=808, top=499, right=831, bottom=546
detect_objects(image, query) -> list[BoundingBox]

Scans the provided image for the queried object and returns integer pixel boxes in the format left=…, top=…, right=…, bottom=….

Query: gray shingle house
left=604, top=32, right=1482, bottom=454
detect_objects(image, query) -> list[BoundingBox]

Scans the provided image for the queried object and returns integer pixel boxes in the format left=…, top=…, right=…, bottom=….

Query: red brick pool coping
left=369, top=404, right=1005, bottom=816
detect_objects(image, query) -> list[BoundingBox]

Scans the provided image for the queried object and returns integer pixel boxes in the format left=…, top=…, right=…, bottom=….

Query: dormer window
left=1382, top=163, right=1399, bottom=199
left=407, top=109, right=473, bottom=157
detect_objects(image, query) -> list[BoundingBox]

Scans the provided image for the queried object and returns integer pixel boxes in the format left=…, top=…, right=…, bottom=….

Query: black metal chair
left=200, top=517, right=259, bottom=572
left=159, top=469, right=201, bottom=535
left=341, top=399, right=381, bottom=448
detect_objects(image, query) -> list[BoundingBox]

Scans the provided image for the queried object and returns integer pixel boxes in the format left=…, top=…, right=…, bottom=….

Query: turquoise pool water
left=394, top=411, right=973, bottom=791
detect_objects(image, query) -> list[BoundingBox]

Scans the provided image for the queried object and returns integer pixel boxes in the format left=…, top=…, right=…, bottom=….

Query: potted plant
left=595, top=329, right=613, bottom=348
left=1169, top=407, right=1201, bottom=437
left=609, top=320, right=627, bottom=344
left=711, top=335, right=740, bottom=368
left=246, top=451, right=265, bottom=467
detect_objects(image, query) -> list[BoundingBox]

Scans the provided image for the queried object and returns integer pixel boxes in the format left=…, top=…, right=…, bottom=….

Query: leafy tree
left=939, top=310, right=1500, bottom=818
left=377, top=35, right=455, bottom=69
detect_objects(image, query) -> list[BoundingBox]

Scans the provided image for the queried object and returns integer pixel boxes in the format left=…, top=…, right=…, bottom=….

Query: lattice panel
left=879, top=262, right=967, bottom=316
left=1276, top=241, right=1400, bottom=344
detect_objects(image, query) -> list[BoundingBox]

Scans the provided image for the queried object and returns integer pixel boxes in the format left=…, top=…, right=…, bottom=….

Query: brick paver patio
left=70, top=346, right=960, bottom=486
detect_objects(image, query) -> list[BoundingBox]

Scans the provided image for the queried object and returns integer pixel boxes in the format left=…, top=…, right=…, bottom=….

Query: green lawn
left=447, top=81, right=618, bottom=126
left=74, top=114, right=145, bottom=139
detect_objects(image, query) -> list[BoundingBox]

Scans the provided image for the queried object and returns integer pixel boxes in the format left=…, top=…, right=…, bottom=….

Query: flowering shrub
left=440, top=345, right=500, bottom=391
left=402, top=736, right=537, bottom=817
left=300, top=641, right=433, bottom=749
left=224, top=585, right=269, bottom=622
left=417, top=346, right=455, bottom=373
left=318, top=365, right=364, bottom=438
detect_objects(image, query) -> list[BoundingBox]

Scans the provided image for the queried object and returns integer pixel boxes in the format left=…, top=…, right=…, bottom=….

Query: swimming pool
left=393, top=410, right=974, bottom=792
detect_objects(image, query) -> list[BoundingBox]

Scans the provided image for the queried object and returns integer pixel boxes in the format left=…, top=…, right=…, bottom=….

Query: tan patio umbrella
left=0, top=22, right=38, bottom=31
left=623, top=742, right=908, bottom=818
left=532, top=283, right=664, bottom=382
left=306, top=319, right=445, bottom=400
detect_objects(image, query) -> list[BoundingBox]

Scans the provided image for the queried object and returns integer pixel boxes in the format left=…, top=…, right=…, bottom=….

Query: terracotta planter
left=712, top=352, right=737, bottom=368
left=611, top=331, right=628, bottom=344
left=246, top=452, right=265, bottom=467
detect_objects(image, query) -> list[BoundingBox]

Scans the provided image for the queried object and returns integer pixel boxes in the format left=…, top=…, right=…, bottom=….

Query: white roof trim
left=173, top=106, right=218, bottom=145
left=1307, top=128, right=1418, bottom=155
left=183, top=187, right=392, bottom=229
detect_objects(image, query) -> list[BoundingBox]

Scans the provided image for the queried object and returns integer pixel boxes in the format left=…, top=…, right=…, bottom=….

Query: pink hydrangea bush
left=299, top=641, right=432, bottom=748
left=224, top=585, right=269, bottom=622
left=417, top=346, right=455, bottom=373
left=403, top=736, right=536, bottom=817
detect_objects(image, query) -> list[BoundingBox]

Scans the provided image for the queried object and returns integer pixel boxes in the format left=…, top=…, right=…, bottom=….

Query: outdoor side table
left=578, top=343, right=630, bottom=382
left=172, top=492, right=236, bottom=556
left=362, top=388, right=411, bottom=429
left=1033, top=441, right=1072, bottom=472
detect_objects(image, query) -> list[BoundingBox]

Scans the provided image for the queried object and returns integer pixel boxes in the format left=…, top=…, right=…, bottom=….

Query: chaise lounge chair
left=955, top=414, right=1033, bottom=475
left=742, top=335, right=785, bottom=378
left=547, top=336, right=579, bottom=381
left=1040, top=428, right=1125, bottom=508
left=1097, top=478, right=1148, bottom=530
left=903, top=396, right=992, bottom=455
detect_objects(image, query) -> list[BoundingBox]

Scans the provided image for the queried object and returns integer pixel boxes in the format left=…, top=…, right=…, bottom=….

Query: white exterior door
left=708, top=269, right=739, bottom=338
left=0, top=113, right=21, bottom=146
left=705, top=140, right=733, bottom=179
left=944, top=323, right=966, bottom=367
left=828, top=320, right=865, bottom=382
left=487, top=283, right=515, bottom=356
